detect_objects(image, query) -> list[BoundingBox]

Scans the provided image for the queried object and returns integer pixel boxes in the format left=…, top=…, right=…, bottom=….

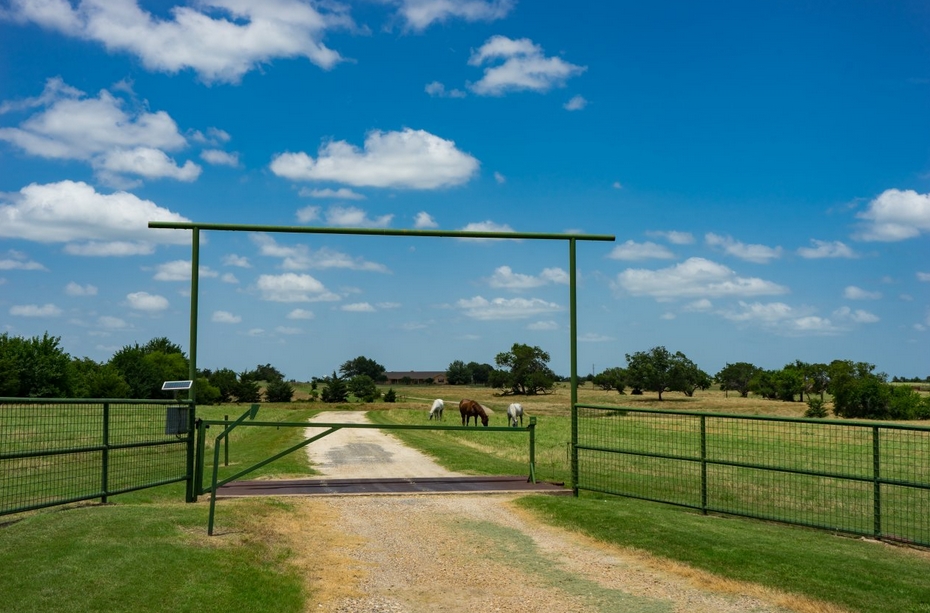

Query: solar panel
left=161, top=380, right=194, bottom=391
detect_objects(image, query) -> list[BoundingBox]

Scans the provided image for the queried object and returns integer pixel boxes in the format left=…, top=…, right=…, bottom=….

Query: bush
left=804, top=397, right=828, bottom=418
left=348, top=375, right=380, bottom=402
left=383, top=388, right=397, bottom=403
left=264, top=379, right=294, bottom=403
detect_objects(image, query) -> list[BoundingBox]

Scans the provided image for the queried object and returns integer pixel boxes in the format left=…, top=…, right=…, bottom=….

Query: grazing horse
left=506, top=403, right=524, bottom=427
left=428, top=398, right=444, bottom=421
left=459, top=399, right=489, bottom=427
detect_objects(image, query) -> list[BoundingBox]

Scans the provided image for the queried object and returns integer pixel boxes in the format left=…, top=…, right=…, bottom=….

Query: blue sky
left=1, top=0, right=928, bottom=381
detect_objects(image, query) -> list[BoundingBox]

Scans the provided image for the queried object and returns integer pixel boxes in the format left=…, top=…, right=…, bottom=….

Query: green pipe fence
left=200, top=405, right=538, bottom=535
left=0, top=398, right=196, bottom=517
left=573, top=404, right=930, bottom=546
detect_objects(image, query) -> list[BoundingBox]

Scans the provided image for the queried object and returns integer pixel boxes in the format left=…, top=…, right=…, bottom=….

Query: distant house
left=384, top=370, right=447, bottom=385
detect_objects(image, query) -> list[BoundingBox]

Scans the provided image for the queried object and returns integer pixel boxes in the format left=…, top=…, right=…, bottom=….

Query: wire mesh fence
left=575, top=404, right=930, bottom=546
left=0, top=399, right=194, bottom=517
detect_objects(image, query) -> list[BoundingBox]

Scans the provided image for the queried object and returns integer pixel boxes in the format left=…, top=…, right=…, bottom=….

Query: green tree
left=715, top=362, right=760, bottom=398
left=625, top=346, right=674, bottom=400
left=205, top=368, right=239, bottom=402
left=235, top=378, right=262, bottom=403
left=264, top=378, right=294, bottom=403
left=109, top=339, right=189, bottom=399
left=669, top=352, right=712, bottom=397
left=0, top=332, right=72, bottom=397
left=193, top=377, right=222, bottom=404
left=348, top=374, right=380, bottom=402
left=69, top=357, right=131, bottom=398
left=446, top=360, right=471, bottom=385
left=772, top=365, right=804, bottom=402
left=383, top=387, right=397, bottom=403
left=242, top=363, right=285, bottom=383
left=494, top=343, right=556, bottom=395
left=321, top=371, right=348, bottom=403
left=340, top=356, right=386, bottom=382
left=593, top=367, right=627, bottom=393
left=467, top=362, right=494, bottom=385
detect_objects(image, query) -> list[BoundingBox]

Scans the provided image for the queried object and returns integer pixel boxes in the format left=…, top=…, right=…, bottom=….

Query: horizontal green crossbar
left=148, top=221, right=615, bottom=243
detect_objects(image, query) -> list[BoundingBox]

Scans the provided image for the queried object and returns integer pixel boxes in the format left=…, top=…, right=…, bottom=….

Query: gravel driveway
left=280, top=412, right=833, bottom=613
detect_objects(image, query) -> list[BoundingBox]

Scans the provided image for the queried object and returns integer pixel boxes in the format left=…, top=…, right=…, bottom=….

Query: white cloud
left=341, top=302, right=376, bottom=312
left=0, top=250, right=46, bottom=270
left=395, top=0, right=514, bottom=30
left=918, top=272, right=930, bottom=282
left=212, top=310, right=241, bottom=323
left=153, top=260, right=218, bottom=281
left=607, top=240, right=675, bottom=261
left=456, top=295, right=562, bottom=320
left=298, top=187, right=365, bottom=200
left=646, top=230, right=695, bottom=245
left=685, top=299, right=713, bottom=311
left=65, top=282, right=97, bottom=296
left=615, top=257, right=789, bottom=300
left=270, top=128, right=479, bottom=189
left=252, top=234, right=388, bottom=272
left=721, top=301, right=836, bottom=334
left=287, top=308, right=315, bottom=319
left=564, top=95, right=587, bottom=111
left=488, top=265, right=568, bottom=290
left=457, top=220, right=516, bottom=241
left=797, top=239, right=856, bottom=259
left=0, top=79, right=199, bottom=183
left=856, top=189, right=930, bottom=241
left=200, top=149, right=239, bottom=167
left=414, top=211, right=438, bottom=229
left=325, top=205, right=393, bottom=228
left=223, top=254, right=251, bottom=268
left=296, top=205, right=321, bottom=223
left=275, top=326, right=302, bottom=335
left=705, top=233, right=782, bottom=263
left=10, top=303, right=62, bottom=317
left=377, top=302, right=401, bottom=309
left=527, top=320, right=558, bottom=331
left=255, top=273, right=339, bottom=302
left=5, top=0, right=352, bottom=83
left=843, top=286, right=881, bottom=300
left=467, top=36, right=586, bottom=96
left=833, top=306, right=880, bottom=324
left=221, top=273, right=238, bottom=284
left=494, top=171, right=506, bottom=184
left=612, top=181, right=622, bottom=189
left=0, top=181, right=190, bottom=252
left=97, top=315, right=127, bottom=329
left=578, top=332, right=612, bottom=342
left=424, top=81, right=467, bottom=98
left=126, top=291, right=169, bottom=311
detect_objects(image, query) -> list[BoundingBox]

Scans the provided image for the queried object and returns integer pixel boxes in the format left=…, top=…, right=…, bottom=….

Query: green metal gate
left=0, top=398, right=196, bottom=517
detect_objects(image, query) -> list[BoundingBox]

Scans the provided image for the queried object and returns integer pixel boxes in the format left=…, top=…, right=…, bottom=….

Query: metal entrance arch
left=148, top=221, right=616, bottom=495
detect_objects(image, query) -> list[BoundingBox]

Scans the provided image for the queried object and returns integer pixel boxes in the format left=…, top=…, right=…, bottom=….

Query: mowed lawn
left=2, top=384, right=930, bottom=612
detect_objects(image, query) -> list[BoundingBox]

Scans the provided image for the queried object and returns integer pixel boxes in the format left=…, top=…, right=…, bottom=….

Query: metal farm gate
left=0, top=398, right=196, bottom=517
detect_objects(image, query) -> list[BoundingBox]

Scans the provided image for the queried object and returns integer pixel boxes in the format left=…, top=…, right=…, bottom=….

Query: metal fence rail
left=0, top=398, right=195, bottom=517
left=575, top=404, right=930, bottom=546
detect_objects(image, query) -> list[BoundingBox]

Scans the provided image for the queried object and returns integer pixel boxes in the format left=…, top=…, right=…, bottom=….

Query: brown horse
left=459, top=399, right=489, bottom=427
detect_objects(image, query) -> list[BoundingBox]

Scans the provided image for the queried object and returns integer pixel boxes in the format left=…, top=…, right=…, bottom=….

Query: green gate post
left=873, top=426, right=881, bottom=538
left=101, top=402, right=109, bottom=504
left=185, top=403, right=197, bottom=503
left=528, top=416, right=537, bottom=484
left=569, top=238, right=579, bottom=496
left=194, top=416, right=208, bottom=498
left=700, top=415, right=707, bottom=515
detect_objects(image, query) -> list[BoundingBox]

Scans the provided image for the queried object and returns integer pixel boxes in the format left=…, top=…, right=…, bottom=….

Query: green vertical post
left=873, top=426, right=881, bottom=538
left=185, top=229, right=200, bottom=503
left=700, top=415, right=707, bottom=514
left=224, top=414, right=229, bottom=467
left=195, top=417, right=208, bottom=497
left=528, top=416, right=537, bottom=484
left=569, top=238, right=579, bottom=496
left=185, top=403, right=196, bottom=503
left=101, top=402, right=109, bottom=504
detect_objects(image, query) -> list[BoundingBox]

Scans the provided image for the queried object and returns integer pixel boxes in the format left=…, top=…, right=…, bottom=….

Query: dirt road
left=267, top=412, right=838, bottom=613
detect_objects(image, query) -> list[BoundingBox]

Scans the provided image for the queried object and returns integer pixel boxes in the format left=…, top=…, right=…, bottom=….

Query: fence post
left=194, top=417, right=207, bottom=499
left=873, top=426, right=881, bottom=538
left=224, top=414, right=229, bottom=467
left=185, top=403, right=197, bottom=503
left=700, top=415, right=707, bottom=515
left=528, top=416, right=537, bottom=484
left=101, top=402, right=110, bottom=504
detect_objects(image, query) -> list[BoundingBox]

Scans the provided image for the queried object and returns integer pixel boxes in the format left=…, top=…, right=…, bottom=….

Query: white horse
left=506, top=403, right=524, bottom=427
left=428, top=398, right=444, bottom=421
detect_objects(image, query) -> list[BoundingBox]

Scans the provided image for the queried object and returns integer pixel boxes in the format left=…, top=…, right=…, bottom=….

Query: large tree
left=715, top=362, right=760, bottom=398
left=339, top=356, right=386, bottom=382
left=446, top=360, right=471, bottom=385
left=321, top=371, right=349, bottom=403
left=593, top=367, right=627, bottom=393
left=0, top=332, right=71, bottom=397
left=493, top=343, right=556, bottom=395
left=109, top=338, right=188, bottom=399
left=625, top=346, right=708, bottom=400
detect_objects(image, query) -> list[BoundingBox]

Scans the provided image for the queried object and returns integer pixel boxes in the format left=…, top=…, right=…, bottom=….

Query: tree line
left=2, top=332, right=928, bottom=420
